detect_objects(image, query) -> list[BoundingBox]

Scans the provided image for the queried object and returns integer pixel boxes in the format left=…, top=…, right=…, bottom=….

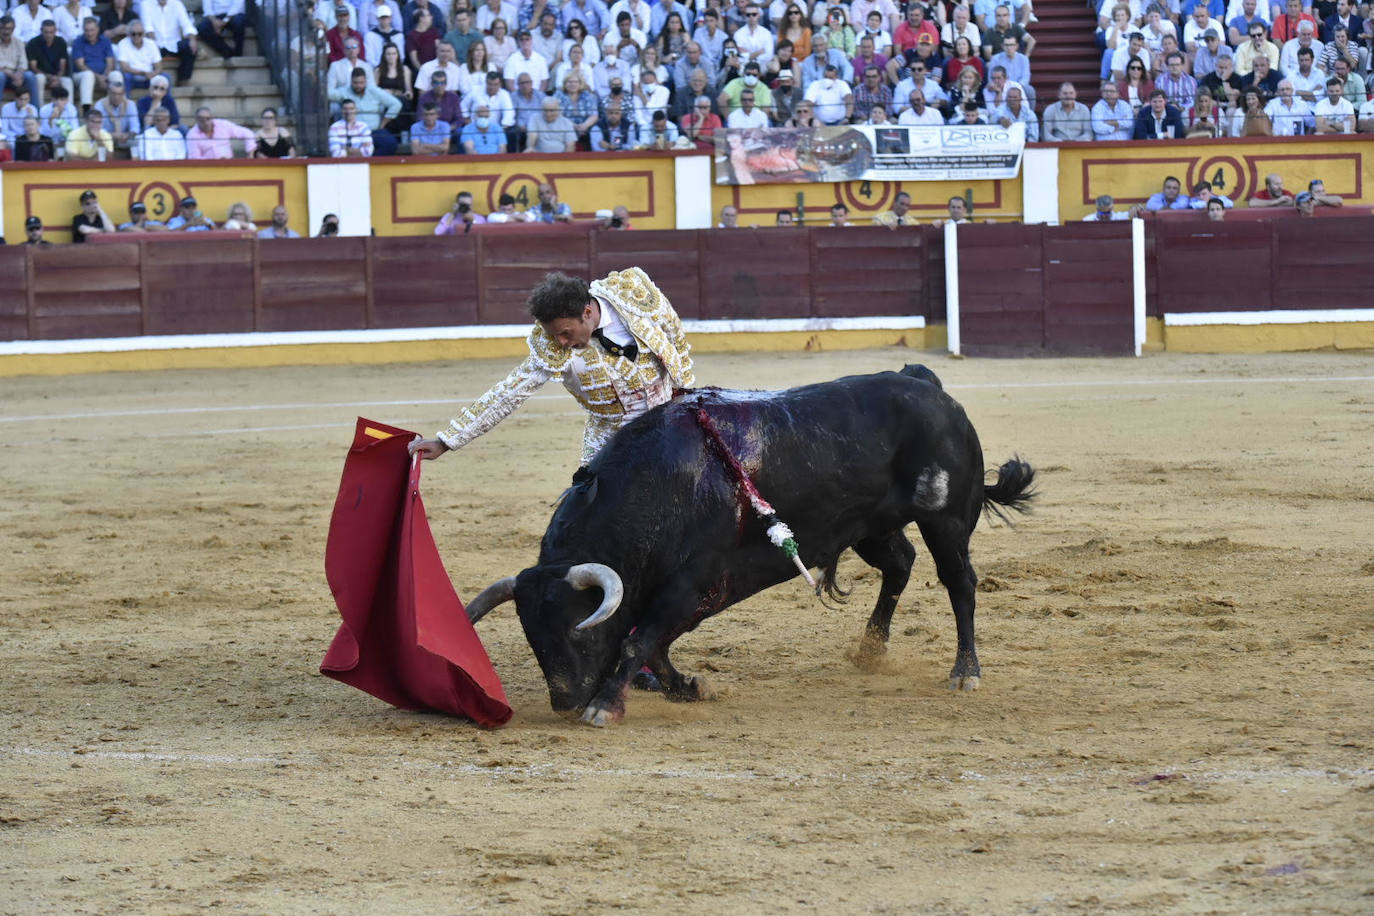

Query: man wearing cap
left=198, top=0, right=246, bottom=60
left=165, top=195, right=216, bottom=230
left=1294, top=190, right=1317, bottom=216
left=134, top=105, right=187, bottom=158
left=326, top=5, right=365, bottom=63
left=1191, top=29, right=1231, bottom=79
left=803, top=62, right=853, bottom=124
left=409, top=268, right=695, bottom=469
left=64, top=107, right=113, bottom=159
left=23, top=216, right=52, bottom=246
left=769, top=66, right=803, bottom=124
left=365, top=9, right=405, bottom=65
left=503, top=29, right=550, bottom=92
left=141, top=0, right=198, bottom=85
left=186, top=105, right=255, bottom=158
left=118, top=200, right=165, bottom=232
left=71, top=189, right=114, bottom=242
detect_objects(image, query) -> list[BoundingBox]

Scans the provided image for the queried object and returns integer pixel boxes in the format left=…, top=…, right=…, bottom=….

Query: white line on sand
left=4, top=745, right=1369, bottom=787
left=3, top=375, right=1372, bottom=426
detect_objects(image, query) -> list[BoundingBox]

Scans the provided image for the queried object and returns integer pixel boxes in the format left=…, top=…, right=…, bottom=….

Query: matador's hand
left=408, top=436, right=450, bottom=460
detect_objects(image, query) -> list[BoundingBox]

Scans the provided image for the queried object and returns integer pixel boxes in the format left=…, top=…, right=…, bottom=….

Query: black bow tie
left=592, top=328, right=638, bottom=362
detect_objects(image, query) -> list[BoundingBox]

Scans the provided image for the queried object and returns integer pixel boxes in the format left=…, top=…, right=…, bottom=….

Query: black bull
left=465, top=365, right=1035, bottom=726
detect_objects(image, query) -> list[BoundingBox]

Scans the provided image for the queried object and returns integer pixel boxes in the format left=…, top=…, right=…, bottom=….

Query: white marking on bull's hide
left=913, top=466, right=950, bottom=511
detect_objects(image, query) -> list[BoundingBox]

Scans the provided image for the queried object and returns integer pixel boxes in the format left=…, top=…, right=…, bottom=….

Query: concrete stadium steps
left=1028, top=0, right=1105, bottom=105
left=192, top=55, right=273, bottom=88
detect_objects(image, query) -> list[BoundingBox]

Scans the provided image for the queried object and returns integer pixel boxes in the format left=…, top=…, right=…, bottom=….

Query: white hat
left=594, top=208, right=613, bottom=219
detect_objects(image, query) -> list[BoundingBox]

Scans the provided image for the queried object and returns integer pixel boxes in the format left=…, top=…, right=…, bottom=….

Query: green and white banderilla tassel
left=765, top=519, right=816, bottom=589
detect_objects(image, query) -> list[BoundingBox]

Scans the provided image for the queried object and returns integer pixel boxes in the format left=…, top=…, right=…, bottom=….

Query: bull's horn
left=567, top=563, right=624, bottom=630
left=465, top=576, right=516, bottom=623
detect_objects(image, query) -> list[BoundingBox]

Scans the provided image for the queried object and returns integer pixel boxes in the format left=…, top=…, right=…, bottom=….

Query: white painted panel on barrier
left=1022, top=147, right=1060, bottom=225
left=674, top=156, right=713, bottom=229
left=306, top=163, right=372, bottom=237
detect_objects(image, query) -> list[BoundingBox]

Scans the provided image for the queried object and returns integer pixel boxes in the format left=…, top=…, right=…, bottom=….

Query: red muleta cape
left=320, top=418, right=512, bottom=727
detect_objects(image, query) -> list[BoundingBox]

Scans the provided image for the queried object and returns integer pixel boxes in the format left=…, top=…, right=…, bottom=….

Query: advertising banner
left=715, top=123, right=1026, bottom=185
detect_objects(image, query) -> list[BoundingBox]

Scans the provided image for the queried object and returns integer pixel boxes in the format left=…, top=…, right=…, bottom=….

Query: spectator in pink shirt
left=185, top=105, right=253, bottom=158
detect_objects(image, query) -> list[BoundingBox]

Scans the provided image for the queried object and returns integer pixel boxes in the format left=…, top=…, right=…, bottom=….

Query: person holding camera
left=435, top=190, right=487, bottom=234
left=317, top=213, right=340, bottom=237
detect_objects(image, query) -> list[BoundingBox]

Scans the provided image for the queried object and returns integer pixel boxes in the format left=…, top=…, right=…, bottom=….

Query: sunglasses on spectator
left=747, top=12, right=759, bottom=17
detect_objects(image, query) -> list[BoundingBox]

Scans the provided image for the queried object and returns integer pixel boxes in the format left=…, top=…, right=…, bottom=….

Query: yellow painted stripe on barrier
left=1163, top=321, right=1374, bottom=353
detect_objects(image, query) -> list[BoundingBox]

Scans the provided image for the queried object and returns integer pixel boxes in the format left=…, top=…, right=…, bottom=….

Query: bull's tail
left=982, top=457, right=1037, bottom=526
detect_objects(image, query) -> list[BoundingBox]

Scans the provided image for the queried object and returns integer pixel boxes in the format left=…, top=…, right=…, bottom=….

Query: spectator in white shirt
left=414, top=38, right=460, bottom=92
left=503, top=29, right=550, bottom=92
left=329, top=38, right=376, bottom=92
left=732, top=4, right=773, bottom=62
left=897, top=87, right=943, bottom=125
left=804, top=63, right=853, bottom=123
left=140, top=0, right=197, bottom=85
left=1264, top=78, right=1314, bottom=134
left=115, top=20, right=163, bottom=89
left=1091, top=80, right=1134, bottom=139
left=1312, top=76, right=1355, bottom=132
left=725, top=87, right=769, bottom=127
left=632, top=67, right=669, bottom=129
left=134, top=104, right=187, bottom=158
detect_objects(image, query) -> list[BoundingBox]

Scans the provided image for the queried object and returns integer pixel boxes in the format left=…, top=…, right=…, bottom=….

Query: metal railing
left=254, top=0, right=329, bottom=156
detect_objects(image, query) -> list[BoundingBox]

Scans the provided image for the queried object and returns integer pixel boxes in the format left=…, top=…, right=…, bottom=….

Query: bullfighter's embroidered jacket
left=438, top=267, right=696, bottom=464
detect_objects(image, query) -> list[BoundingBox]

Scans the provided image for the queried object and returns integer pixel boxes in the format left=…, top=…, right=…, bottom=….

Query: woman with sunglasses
left=1117, top=58, right=1153, bottom=113
left=777, top=4, right=812, bottom=59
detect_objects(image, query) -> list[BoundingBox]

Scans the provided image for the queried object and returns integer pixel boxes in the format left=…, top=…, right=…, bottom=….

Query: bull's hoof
left=580, top=705, right=617, bottom=727
left=664, top=675, right=715, bottom=702
left=851, top=635, right=888, bottom=673
left=948, top=675, right=981, bottom=692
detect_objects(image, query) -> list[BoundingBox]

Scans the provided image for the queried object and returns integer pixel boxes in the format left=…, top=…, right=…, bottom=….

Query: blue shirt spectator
left=72, top=33, right=117, bottom=76
left=1091, top=87, right=1135, bottom=140
left=1181, top=0, right=1226, bottom=20
left=987, top=48, right=1031, bottom=86
left=409, top=116, right=452, bottom=148
left=561, top=0, right=608, bottom=36
left=799, top=47, right=854, bottom=88
left=460, top=117, right=506, bottom=153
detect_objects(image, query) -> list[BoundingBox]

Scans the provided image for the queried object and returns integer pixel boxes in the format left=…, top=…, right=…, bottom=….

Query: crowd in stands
left=1090, top=0, right=1374, bottom=137
left=3, top=0, right=1372, bottom=162
left=0, top=0, right=306, bottom=160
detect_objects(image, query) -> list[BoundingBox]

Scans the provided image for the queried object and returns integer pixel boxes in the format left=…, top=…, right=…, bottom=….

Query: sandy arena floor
left=1, top=349, right=1372, bottom=914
